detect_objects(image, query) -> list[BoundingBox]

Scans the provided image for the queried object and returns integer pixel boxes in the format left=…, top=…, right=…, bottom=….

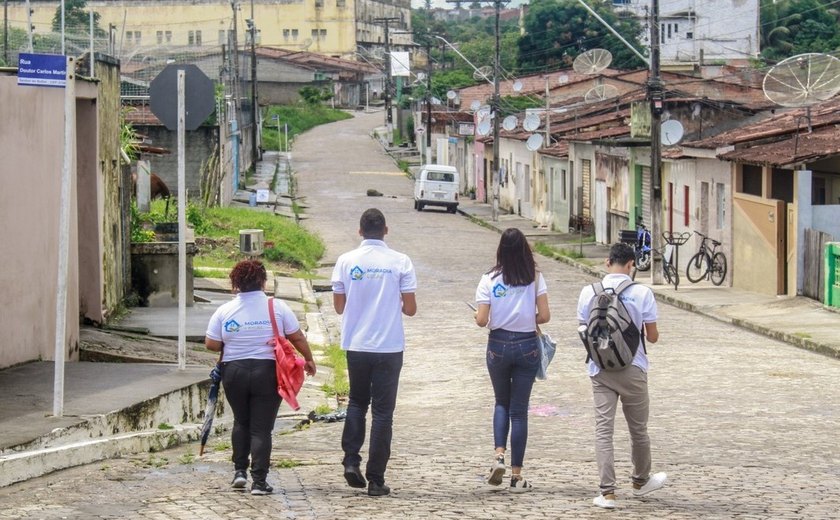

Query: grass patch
left=193, top=267, right=230, bottom=279
left=314, top=404, right=333, bottom=415
left=157, top=422, right=174, bottom=430
left=262, top=104, right=352, bottom=152
left=320, top=344, right=349, bottom=398
left=274, top=458, right=303, bottom=468
left=534, top=241, right=586, bottom=260
left=193, top=205, right=324, bottom=270
left=793, top=332, right=812, bottom=339
left=213, top=440, right=231, bottom=452
left=178, top=452, right=196, bottom=465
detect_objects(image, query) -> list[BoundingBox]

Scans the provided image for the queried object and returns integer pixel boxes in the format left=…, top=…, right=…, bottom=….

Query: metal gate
left=582, top=159, right=591, bottom=218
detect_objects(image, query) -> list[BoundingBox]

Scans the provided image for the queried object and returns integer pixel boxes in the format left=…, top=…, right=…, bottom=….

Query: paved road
left=2, top=111, right=839, bottom=519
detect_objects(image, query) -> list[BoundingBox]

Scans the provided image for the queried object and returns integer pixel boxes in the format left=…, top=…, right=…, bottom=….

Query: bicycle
left=631, top=245, right=679, bottom=289
left=685, top=231, right=727, bottom=286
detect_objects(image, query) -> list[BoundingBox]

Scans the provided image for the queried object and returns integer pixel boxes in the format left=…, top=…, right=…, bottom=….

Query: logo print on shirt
left=224, top=319, right=241, bottom=333
left=350, top=266, right=364, bottom=281
left=492, top=283, right=507, bottom=298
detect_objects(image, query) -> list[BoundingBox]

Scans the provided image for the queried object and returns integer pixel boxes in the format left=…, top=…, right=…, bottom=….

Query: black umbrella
left=199, top=364, right=222, bottom=456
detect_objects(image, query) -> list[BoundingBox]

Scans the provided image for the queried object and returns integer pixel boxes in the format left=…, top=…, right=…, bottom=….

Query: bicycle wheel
left=711, top=252, right=727, bottom=286
left=636, top=250, right=651, bottom=271
left=663, top=263, right=678, bottom=287
left=686, top=252, right=709, bottom=283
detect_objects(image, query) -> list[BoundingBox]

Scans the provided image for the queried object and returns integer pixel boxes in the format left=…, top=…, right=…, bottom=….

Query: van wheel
left=413, top=200, right=419, bottom=210
left=417, top=202, right=424, bottom=211
left=448, top=206, right=457, bottom=214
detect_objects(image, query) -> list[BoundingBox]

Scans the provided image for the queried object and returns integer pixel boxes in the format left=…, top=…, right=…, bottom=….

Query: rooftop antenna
left=572, top=49, right=613, bottom=75
left=762, top=53, right=840, bottom=133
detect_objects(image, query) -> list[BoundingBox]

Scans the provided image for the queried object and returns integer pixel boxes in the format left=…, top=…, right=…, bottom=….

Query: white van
left=414, top=165, right=459, bottom=213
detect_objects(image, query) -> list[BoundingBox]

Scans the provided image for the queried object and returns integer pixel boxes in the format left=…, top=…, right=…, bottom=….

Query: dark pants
left=221, top=359, right=281, bottom=483
left=486, top=329, right=539, bottom=468
left=341, top=350, right=403, bottom=486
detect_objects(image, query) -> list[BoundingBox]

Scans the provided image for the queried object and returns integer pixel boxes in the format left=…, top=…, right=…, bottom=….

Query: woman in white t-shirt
left=474, top=228, right=550, bottom=493
left=205, top=260, right=316, bottom=496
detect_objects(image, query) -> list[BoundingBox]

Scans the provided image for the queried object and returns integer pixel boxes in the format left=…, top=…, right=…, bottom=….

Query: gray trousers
left=591, top=365, right=651, bottom=495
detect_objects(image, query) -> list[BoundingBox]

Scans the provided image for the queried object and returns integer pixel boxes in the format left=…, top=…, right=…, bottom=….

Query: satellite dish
left=502, top=115, right=518, bottom=131
left=477, top=119, right=492, bottom=136
left=431, top=97, right=442, bottom=105
left=416, top=72, right=426, bottom=81
left=473, top=66, right=493, bottom=82
left=523, top=113, right=540, bottom=132
left=572, top=49, right=613, bottom=75
left=446, top=90, right=457, bottom=100
left=762, top=53, right=840, bottom=108
left=661, top=119, right=685, bottom=146
left=301, top=38, right=313, bottom=51
left=470, top=100, right=481, bottom=111
left=558, top=73, right=569, bottom=84
left=371, top=47, right=386, bottom=60
left=584, top=84, right=619, bottom=103
left=512, top=80, right=523, bottom=92
left=526, top=133, right=544, bottom=151
left=476, top=105, right=491, bottom=119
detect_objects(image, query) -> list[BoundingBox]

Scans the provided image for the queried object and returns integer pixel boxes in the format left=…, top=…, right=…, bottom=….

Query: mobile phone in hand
left=465, top=301, right=477, bottom=312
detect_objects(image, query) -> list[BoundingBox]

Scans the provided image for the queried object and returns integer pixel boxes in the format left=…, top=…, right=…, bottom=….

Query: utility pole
left=491, top=0, right=501, bottom=221
left=248, top=5, right=258, bottom=167
left=648, top=0, right=663, bottom=284
left=425, top=39, right=432, bottom=165
left=374, top=17, right=400, bottom=145
left=3, top=0, right=8, bottom=65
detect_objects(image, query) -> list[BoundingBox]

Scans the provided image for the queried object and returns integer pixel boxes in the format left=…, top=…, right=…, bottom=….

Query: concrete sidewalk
left=457, top=199, right=840, bottom=359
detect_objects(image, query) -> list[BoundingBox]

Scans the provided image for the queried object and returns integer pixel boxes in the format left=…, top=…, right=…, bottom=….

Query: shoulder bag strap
left=267, top=297, right=282, bottom=339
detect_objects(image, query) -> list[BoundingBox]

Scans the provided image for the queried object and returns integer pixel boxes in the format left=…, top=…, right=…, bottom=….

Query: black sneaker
left=231, top=470, right=247, bottom=490
left=344, top=464, right=367, bottom=489
left=251, top=481, right=274, bottom=495
left=367, top=481, right=390, bottom=497
left=509, top=475, right=532, bottom=493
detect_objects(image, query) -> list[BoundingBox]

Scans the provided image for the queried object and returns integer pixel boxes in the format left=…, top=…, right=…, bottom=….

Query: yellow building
left=6, top=0, right=412, bottom=60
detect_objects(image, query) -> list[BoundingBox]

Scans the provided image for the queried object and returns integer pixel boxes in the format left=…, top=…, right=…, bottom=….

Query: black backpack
left=582, top=280, right=644, bottom=371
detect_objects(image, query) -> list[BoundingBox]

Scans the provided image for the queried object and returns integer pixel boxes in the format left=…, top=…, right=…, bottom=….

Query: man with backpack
left=576, top=243, right=667, bottom=509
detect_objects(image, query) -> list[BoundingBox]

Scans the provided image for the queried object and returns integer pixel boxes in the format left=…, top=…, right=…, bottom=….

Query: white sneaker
left=633, top=472, right=667, bottom=496
left=486, top=454, right=506, bottom=486
left=593, top=493, right=616, bottom=509
left=509, top=475, right=532, bottom=493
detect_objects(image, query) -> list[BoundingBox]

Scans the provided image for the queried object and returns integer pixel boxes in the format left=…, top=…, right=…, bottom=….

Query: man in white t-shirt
left=331, top=208, right=417, bottom=497
left=576, top=243, right=667, bottom=509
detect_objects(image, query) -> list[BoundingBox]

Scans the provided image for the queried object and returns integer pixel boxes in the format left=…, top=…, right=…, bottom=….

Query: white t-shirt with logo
left=205, top=291, right=301, bottom=362
left=475, top=271, right=547, bottom=333
left=331, top=239, right=417, bottom=353
left=576, top=273, right=658, bottom=377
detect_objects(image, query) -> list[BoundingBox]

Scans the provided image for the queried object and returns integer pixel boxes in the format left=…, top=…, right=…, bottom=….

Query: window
left=157, top=31, right=164, bottom=44
left=674, top=23, right=679, bottom=33
left=315, top=0, right=323, bottom=7
left=684, top=185, right=690, bottom=226
left=320, top=29, right=327, bottom=38
left=312, top=29, right=319, bottom=39
left=195, top=30, right=202, bottom=46
left=337, top=0, right=346, bottom=7
left=188, top=31, right=195, bottom=45
left=283, top=29, right=290, bottom=40
left=219, top=30, right=226, bottom=45
left=427, top=172, right=454, bottom=182
left=126, top=31, right=140, bottom=45
left=561, top=169, right=567, bottom=201
left=771, top=168, right=794, bottom=203
left=292, top=29, right=299, bottom=40
left=667, top=23, right=672, bottom=39
left=740, top=165, right=763, bottom=196
left=716, top=183, right=725, bottom=229
left=686, top=31, right=693, bottom=39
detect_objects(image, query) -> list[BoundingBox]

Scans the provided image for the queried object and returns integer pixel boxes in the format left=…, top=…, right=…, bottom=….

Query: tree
left=0, top=27, right=29, bottom=67
left=760, top=0, right=840, bottom=62
left=51, top=0, right=105, bottom=37
left=518, top=0, right=646, bottom=72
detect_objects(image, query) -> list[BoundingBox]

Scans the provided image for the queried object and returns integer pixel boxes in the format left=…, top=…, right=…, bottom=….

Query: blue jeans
left=342, top=350, right=403, bottom=486
left=486, top=329, right=539, bottom=468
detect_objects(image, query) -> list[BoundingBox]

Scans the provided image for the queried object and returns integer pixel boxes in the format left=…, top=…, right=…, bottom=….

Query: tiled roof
left=718, top=124, right=840, bottom=167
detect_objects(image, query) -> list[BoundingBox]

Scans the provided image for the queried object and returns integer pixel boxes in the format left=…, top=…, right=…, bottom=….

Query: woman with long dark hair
left=474, top=228, right=550, bottom=492
left=205, top=260, right=316, bottom=495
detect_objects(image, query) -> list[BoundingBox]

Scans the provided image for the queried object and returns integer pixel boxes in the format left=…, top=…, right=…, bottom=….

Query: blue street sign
left=17, top=53, right=67, bottom=88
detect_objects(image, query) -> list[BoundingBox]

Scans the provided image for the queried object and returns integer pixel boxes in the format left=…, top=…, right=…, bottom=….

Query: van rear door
left=426, top=170, right=456, bottom=202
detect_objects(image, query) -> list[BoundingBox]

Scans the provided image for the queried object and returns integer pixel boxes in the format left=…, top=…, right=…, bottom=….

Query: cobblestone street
left=2, top=112, right=839, bottom=519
